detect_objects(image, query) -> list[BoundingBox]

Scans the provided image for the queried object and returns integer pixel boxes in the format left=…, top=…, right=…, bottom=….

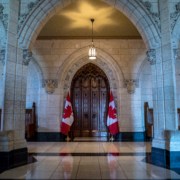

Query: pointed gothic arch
left=17, top=0, right=160, bottom=50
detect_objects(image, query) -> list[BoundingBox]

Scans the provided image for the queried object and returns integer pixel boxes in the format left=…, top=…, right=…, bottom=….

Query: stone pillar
left=150, top=0, right=180, bottom=168
left=0, top=0, right=31, bottom=172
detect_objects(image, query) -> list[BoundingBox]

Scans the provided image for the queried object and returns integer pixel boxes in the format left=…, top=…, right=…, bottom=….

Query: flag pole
left=65, top=87, right=71, bottom=142
left=109, top=89, right=114, bottom=142
left=110, top=135, right=114, bottom=142
left=66, top=133, right=71, bottom=142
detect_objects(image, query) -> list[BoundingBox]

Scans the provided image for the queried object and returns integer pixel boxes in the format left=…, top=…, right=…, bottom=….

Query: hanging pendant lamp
left=89, top=19, right=97, bottom=60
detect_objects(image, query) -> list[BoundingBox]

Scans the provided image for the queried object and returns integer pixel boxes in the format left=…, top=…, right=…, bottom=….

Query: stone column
left=150, top=0, right=180, bottom=168
left=0, top=0, right=31, bottom=172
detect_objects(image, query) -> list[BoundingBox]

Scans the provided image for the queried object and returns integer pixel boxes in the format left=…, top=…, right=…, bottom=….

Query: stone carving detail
left=170, top=2, right=180, bottom=32
left=23, top=49, right=32, bottom=66
left=42, top=79, right=58, bottom=94
left=139, top=0, right=161, bottom=31
left=18, top=0, right=42, bottom=32
left=0, top=4, right=8, bottom=32
left=124, top=79, right=139, bottom=94
left=0, top=49, right=5, bottom=66
left=146, top=49, right=156, bottom=65
left=63, top=57, right=118, bottom=106
left=173, top=49, right=179, bottom=60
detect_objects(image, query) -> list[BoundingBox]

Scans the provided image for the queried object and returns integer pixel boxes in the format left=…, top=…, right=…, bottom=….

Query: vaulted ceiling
left=38, top=0, right=141, bottom=39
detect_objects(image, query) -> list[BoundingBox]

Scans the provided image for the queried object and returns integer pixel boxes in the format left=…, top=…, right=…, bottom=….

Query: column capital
left=146, top=49, right=156, bottom=65
left=42, top=79, right=58, bottom=94
left=23, top=49, right=32, bottom=66
left=124, top=79, right=139, bottom=94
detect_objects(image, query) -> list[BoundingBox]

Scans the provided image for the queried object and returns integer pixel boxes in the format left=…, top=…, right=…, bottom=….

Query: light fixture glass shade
left=89, top=44, right=97, bottom=60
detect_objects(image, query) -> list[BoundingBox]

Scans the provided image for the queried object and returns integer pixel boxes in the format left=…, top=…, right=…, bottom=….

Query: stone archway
left=57, top=55, right=122, bottom=128
left=56, top=46, right=123, bottom=111
left=57, top=47, right=123, bottom=92
left=17, top=0, right=160, bottom=50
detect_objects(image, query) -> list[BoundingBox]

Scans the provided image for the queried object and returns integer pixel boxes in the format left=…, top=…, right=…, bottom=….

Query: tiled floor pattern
left=0, top=142, right=180, bottom=179
left=27, top=142, right=152, bottom=153
left=73, top=137, right=108, bottom=142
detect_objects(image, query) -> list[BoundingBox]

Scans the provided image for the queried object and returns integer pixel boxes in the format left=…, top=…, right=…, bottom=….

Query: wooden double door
left=71, top=63, right=110, bottom=137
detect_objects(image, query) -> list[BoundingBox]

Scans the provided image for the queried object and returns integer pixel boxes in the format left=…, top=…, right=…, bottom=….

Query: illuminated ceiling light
left=89, top=19, right=97, bottom=60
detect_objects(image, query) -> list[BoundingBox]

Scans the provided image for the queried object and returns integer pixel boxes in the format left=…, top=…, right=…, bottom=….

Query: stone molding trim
left=124, top=79, right=139, bottom=94
left=138, top=0, right=161, bottom=31
left=0, top=4, right=8, bottom=33
left=42, top=79, right=58, bottom=94
left=173, top=49, right=179, bottom=61
left=23, top=49, right=32, bottom=66
left=0, top=49, right=5, bottom=66
left=63, top=57, right=118, bottom=91
left=61, top=57, right=119, bottom=110
left=146, top=49, right=156, bottom=65
left=171, top=2, right=180, bottom=32
left=37, top=36, right=142, bottom=40
left=18, top=0, right=42, bottom=32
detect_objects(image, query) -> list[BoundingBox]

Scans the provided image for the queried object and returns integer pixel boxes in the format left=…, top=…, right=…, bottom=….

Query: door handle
left=92, top=114, right=96, bottom=118
left=84, top=114, right=88, bottom=118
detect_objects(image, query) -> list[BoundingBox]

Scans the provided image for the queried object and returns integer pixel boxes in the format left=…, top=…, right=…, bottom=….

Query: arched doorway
left=71, top=63, right=110, bottom=137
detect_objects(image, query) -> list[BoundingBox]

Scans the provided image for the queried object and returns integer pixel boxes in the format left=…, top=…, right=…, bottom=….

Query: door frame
left=70, top=63, right=110, bottom=139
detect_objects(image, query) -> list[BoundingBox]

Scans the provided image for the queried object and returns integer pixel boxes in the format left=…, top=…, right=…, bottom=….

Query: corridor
left=0, top=141, right=180, bottom=179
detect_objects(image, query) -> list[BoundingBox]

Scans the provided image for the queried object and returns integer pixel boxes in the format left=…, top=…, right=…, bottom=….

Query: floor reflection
left=1, top=142, right=180, bottom=179
left=108, top=154, right=118, bottom=179
left=61, top=154, right=74, bottom=179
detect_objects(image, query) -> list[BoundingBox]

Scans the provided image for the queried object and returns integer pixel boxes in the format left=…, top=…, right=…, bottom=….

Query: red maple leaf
left=108, top=106, right=117, bottom=119
left=63, top=105, right=73, bottom=119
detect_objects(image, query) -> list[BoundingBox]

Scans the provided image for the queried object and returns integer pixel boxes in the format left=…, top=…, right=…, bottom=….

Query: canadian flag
left=107, top=91, right=119, bottom=135
left=60, top=92, right=74, bottom=135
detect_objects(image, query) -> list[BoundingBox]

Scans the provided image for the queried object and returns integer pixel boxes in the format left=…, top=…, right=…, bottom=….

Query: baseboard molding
left=114, top=132, right=152, bottom=142
left=26, top=132, right=67, bottom=142
left=26, top=131, right=152, bottom=142
left=151, top=147, right=180, bottom=168
left=0, top=148, right=27, bottom=173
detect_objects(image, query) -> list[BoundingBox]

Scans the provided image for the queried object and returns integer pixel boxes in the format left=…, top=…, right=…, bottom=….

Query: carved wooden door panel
left=72, top=79, right=82, bottom=137
left=91, top=78, right=99, bottom=136
left=82, top=77, right=91, bottom=136
left=71, top=63, right=109, bottom=137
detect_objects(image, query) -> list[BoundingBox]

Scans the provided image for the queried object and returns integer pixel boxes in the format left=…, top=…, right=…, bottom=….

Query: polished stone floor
left=0, top=140, right=180, bottom=179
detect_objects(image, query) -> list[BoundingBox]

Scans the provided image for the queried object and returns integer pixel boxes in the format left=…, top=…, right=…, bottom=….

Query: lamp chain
left=91, top=19, right=94, bottom=44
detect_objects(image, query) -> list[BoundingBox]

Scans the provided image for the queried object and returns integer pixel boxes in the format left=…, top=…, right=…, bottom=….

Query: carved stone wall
left=171, top=2, right=180, bottom=32
left=30, top=38, right=147, bottom=133
left=139, top=60, right=153, bottom=130
left=18, top=0, right=42, bottom=32
left=139, top=0, right=161, bottom=31
left=0, top=49, right=5, bottom=66
left=146, top=49, right=156, bottom=65
left=26, top=61, right=40, bottom=127
left=23, top=49, right=32, bottom=66
left=0, top=4, right=8, bottom=33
